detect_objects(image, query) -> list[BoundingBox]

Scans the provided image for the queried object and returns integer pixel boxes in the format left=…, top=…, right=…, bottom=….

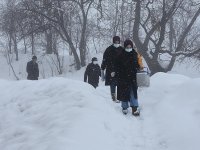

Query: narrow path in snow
left=95, top=85, right=163, bottom=150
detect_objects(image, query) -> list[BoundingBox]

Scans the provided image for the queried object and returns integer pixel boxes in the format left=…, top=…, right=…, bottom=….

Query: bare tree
left=16, top=0, right=100, bottom=70
left=132, top=0, right=200, bottom=75
left=1, top=0, right=20, bottom=61
left=1, top=0, right=200, bottom=76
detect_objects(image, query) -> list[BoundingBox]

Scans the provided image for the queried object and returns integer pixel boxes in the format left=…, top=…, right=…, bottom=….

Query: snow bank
left=0, top=73, right=200, bottom=150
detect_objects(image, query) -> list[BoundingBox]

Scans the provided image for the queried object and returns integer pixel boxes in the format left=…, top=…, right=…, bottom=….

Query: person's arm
left=97, top=65, right=101, bottom=77
left=84, top=65, right=90, bottom=82
left=36, top=63, right=39, bottom=78
left=115, top=54, right=121, bottom=80
left=101, top=48, right=108, bottom=70
left=101, top=48, right=109, bottom=81
left=26, top=62, right=30, bottom=74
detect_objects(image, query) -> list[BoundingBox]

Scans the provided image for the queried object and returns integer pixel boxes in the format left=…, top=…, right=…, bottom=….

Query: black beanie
left=113, top=36, right=120, bottom=43
left=32, top=56, right=37, bottom=60
left=124, top=39, right=133, bottom=48
left=91, top=57, right=97, bottom=62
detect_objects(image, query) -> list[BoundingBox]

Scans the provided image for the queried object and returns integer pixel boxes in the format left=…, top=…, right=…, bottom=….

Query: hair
left=124, top=39, right=133, bottom=48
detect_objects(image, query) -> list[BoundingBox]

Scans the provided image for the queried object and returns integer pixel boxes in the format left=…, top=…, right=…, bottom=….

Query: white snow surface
left=0, top=73, right=200, bottom=150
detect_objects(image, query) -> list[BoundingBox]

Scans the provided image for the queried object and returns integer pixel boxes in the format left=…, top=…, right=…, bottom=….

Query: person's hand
left=111, top=72, right=115, bottom=77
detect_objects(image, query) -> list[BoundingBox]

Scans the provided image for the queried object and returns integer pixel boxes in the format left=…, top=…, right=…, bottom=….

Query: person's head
left=32, top=56, right=37, bottom=63
left=91, top=57, right=98, bottom=65
left=113, top=36, right=120, bottom=48
left=124, top=39, right=133, bottom=52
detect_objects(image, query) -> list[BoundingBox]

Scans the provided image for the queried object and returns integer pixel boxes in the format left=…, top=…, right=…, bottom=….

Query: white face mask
left=93, top=61, right=98, bottom=64
left=125, top=48, right=132, bottom=52
left=113, top=44, right=120, bottom=48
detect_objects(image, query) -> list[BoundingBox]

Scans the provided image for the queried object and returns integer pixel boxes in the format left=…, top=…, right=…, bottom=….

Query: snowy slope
left=0, top=73, right=200, bottom=150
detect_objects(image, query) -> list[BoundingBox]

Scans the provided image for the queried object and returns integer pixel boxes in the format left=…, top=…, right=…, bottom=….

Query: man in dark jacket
left=84, top=57, right=101, bottom=88
left=101, top=36, right=123, bottom=102
left=116, top=39, right=143, bottom=116
left=26, top=56, right=39, bottom=80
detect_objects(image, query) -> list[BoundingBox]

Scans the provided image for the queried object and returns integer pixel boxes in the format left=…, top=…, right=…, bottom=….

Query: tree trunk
left=9, top=34, right=12, bottom=54
left=23, top=38, right=27, bottom=54
left=120, top=0, right=125, bottom=41
left=46, top=29, right=53, bottom=54
left=60, top=25, right=81, bottom=70
left=12, top=33, right=18, bottom=61
left=79, top=18, right=87, bottom=67
left=31, top=32, right=35, bottom=55
left=148, top=58, right=166, bottom=75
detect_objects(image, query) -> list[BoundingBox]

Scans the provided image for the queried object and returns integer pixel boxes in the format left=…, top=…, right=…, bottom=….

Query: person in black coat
left=84, top=57, right=101, bottom=88
left=101, top=36, right=123, bottom=102
left=26, top=56, right=39, bottom=80
left=116, top=39, right=143, bottom=116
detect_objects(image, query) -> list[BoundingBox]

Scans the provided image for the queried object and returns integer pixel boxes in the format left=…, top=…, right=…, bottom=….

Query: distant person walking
left=115, top=39, right=143, bottom=116
left=84, top=57, right=101, bottom=88
left=26, top=56, right=39, bottom=80
left=101, top=36, right=123, bottom=102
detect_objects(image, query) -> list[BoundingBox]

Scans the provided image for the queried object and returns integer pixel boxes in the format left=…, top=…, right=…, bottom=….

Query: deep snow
left=0, top=73, right=200, bottom=150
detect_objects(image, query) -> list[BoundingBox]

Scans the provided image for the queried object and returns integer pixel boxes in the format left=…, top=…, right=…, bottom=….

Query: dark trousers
left=110, top=79, right=117, bottom=94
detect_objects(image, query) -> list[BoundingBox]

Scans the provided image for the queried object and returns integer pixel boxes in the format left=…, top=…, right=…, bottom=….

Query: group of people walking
left=84, top=36, right=144, bottom=116
left=26, top=36, right=143, bottom=116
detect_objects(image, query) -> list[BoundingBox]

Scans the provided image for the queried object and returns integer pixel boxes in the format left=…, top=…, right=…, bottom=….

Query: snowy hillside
left=0, top=52, right=103, bottom=80
left=0, top=73, right=200, bottom=150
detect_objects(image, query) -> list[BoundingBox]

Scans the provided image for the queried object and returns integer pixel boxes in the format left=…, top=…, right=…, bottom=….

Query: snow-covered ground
left=0, top=72, right=200, bottom=150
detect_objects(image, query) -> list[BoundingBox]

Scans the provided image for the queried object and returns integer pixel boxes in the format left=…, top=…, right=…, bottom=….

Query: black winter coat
left=84, top=63, right=101, bottom=88
left=116, top=49, right=140, bottom=101
left=26, top=61, right=39, bottom=80
left=101, top=45, right=123, bottom=85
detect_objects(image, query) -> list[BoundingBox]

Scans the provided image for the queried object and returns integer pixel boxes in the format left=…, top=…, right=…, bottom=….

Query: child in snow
left=84, top=57, right=101, bottom=88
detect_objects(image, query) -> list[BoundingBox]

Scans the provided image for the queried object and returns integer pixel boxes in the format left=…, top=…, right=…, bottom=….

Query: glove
left=101, top=70, right=105, bottom=81
left=111, top=72, right=115, bottom=77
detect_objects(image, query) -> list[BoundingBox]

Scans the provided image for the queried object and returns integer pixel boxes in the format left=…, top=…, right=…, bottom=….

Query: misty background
left=0, top=0, right=200, bottom=80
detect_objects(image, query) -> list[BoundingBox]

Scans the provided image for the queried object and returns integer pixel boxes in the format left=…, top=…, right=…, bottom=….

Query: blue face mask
left=125, top=48, right=132, bottom=52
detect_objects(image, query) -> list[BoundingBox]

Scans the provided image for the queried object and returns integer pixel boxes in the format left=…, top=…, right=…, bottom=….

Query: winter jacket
left=26, top=60, right=39, bottom=80
left=115, top=49, right=141, bottom=101
left=84, top=63, right=101, bottom=88
left=101, top=45, right=123, bottom=85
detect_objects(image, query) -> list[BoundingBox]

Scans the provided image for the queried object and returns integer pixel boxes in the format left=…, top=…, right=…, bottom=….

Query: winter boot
left=111, top=93, right=116, bottom=101
left=111, top=93, right=120, bottom=103
left=132, top=106, right=140, bottom=116
left=122, top=108, right=128, bottom=115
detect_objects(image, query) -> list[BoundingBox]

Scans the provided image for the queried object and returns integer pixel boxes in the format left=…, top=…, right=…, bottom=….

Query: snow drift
left=0, top=73, right=200, bottom=150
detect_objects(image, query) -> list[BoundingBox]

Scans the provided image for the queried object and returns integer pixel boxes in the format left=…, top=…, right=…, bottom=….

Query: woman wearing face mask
left=84, top=57, right=101, bottom=88
left=115, top=39, right=143, bottom=116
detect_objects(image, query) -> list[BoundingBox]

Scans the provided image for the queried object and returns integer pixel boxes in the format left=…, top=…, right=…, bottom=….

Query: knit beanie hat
left=91, top=57, right=98, bottom=62
left=32, top=56, right=37, bottom=60
left=113, top=36, right=120, bottom=43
